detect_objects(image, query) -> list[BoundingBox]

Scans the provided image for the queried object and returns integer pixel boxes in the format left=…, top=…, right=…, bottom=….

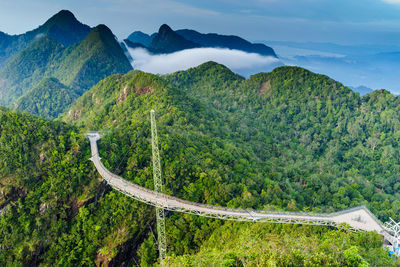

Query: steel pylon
left=150, top=110, right=167, bottom=266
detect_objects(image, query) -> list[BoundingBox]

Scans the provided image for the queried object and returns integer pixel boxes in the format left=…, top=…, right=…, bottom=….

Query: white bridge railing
left=86, top=132, right=400, bottom=250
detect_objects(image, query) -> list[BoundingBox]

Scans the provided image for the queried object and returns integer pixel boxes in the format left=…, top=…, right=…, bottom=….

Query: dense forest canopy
left=1, top=63, right=399, bottom=265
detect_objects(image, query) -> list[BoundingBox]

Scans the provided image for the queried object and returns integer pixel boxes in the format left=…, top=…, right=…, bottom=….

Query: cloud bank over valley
left=125, top=47, right=282, bottom=76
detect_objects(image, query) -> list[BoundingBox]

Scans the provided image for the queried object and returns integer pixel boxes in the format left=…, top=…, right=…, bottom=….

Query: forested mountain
left=14, top=77, right=78, bottom=119
left=49, top=24, right=132, bottom=94
left=0, top=107, right=98, bottom=265
left=62, top=63, right=400, bottom=264
left=167, top=63, right=400, bottom=220
left=0, top=10, right=90, bottom=70
left=0, top=22, right=132, bottom=117
left=1, top=62, right=399, bottom=266
left=0, top=36, right=64, bottom=105
left=125, top=24, right=277, bottom=57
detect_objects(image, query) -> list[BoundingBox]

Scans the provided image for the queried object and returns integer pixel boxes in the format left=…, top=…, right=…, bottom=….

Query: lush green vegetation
left=0, top=36, right=65, bottom=105
left=0, top=107, right=154, bottom=266
left=167, top=63, right=400, bottom=221
left=166, top=223, right=391, bottom=266
left=0, top=17, right=132, bottom=117
left=15, top=77, right=78, bottom=119
left=0, top=106, right=94, bottom=264
left=64, top=64, right=400, bottom=264
left=1, top=63, right=400, bottom=265
left=0, top=10, right=90, bottom=70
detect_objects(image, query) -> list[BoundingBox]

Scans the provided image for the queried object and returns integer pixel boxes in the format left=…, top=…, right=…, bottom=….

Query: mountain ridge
left=125, top=24, right=277, bottom=57
left=0, top=9, right=91, bottom=69
left=176, top=29, right=277, bottom=57
left=0, top=23, right=132, bottom=116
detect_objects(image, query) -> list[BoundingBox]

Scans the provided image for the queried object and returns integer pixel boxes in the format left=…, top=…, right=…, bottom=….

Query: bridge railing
left=92, top=147, right=376, bottom=220
left=88, top=134, right=400, bottom=247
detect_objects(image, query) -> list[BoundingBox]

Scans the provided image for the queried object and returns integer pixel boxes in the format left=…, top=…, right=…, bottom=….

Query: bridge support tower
left=150, top=110, right=167, bottom=266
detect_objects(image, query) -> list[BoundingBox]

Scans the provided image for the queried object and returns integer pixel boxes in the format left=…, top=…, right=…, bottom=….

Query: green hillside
left=166, top=222, right=390, bottom=266
left=0, top=106, right=154, bottom=266
left=1, top=64, right=400, bottom=265
left=0, top=24, right=132, bottom=116
left=167, top=63, right=400, bottom=219
left=52, top=24, right=133, bottom=94
left=0, top=36, right=64, bottom=105
left=63, top=64, right=400, bottom=264
left=0, top=107, right=96, bottom=265
left=0, top=10, right=90, bottom=70
left=14, top=77, right=78, bottom=119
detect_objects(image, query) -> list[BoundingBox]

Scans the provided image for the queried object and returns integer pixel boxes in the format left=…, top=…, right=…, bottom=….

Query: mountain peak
left=53, top=10, right=75, bottom=19
left=150, top=24, right=199, bottom=53
left=92, top=24, right=114, bottom=36
left=35, top=10, right=91, bottom=46
left=85, top=24, right=117, bottom=47
left=194, top=61, right=238, bottom=75
left=44, top=10, right=79, bottom=28
left=159, top=24, right=174, bottom=35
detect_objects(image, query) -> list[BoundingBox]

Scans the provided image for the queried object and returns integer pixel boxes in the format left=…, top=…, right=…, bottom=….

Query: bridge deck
left=87, top=132, right=387, bottom=234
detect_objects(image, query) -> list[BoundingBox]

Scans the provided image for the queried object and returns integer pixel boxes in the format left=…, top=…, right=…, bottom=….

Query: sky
left=0, top=0, right=400, bottom=45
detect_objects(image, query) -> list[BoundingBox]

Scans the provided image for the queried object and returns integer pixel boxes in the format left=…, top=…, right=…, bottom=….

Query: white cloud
left=382, top=0, right=400, bottom=4
left=126, top=47, right=281, bottom=76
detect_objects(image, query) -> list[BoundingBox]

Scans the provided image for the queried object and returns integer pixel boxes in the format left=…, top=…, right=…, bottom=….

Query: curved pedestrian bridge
left=86, top=132, right=399, bottom=247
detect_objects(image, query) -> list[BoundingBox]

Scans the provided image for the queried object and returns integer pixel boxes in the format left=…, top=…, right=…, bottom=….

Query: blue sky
left=0, top=0, right=400, bottom=45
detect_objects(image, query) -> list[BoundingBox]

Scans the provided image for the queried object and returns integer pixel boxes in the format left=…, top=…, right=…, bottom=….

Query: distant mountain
left=30, top=10, right=92, bottom=47
left=350, top=85, right=374, bottom=96
left=148, top=24, right=199, bottom=53
left=14, top=77, right=78, bottom=119
left=127, top=31, right=153, bottom=46
left=125, top=24, right=277, bottom=57
left=0, top=10, right=91, bottom=69
left=126, top=24, right=199, bottom=54
left=0, top=22, right=132, bottom=116
left=124, top=39, right=148, bottom=49
left=176, top=29, right=277, bottom=57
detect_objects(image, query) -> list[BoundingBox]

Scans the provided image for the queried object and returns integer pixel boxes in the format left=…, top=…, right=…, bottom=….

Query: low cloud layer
left=126, top=47, right=282, bottom=76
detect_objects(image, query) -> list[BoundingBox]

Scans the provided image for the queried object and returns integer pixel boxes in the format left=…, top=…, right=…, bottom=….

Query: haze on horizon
left=0, top=0, right=400, bottom=46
